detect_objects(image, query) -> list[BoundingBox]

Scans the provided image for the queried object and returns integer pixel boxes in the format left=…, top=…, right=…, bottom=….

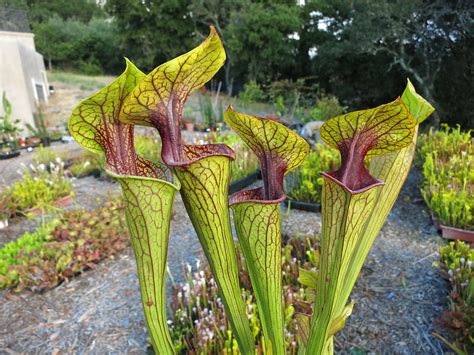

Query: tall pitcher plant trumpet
left=69, top=60, right=179, bottom=354
left=69, top=22, right=433, bottom=354
left=304, top=81, right=434, bottom=354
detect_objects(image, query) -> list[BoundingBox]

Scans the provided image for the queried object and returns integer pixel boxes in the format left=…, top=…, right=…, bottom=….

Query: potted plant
left=183, top=108, right=195, bottom=132
left=26, top=110, right=50, bottom=147
left=0, top=188, right=13, bottom=229
left=0, top=92, right=22, bottom=159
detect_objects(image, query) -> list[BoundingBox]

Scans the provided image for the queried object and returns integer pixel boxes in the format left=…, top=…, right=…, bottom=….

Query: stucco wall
left=18, top=42, right=49, bottom=109
left=0, top=38, right=36, bottom=132
left=0, top=30, right=35, bottom=51
left=0, top=31, right=49, bottom=135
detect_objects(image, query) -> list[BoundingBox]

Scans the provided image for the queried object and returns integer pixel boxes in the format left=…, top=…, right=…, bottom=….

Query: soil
left=0, top=163, right=450, bottom=354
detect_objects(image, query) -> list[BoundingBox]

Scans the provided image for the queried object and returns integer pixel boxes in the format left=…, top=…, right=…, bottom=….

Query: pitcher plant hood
left=120, top=27, right=233, bottom=167
left=68, top=58, right=176, bottom=185
left=320, top=98, right=417, bottom=194
left=224, top=106, right=310, bottom=205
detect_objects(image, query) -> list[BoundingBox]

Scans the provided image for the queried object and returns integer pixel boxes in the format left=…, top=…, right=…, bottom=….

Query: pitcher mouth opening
left=322, top=171, right=384, bottom=195
left=229, top=186, right=286, bottom=206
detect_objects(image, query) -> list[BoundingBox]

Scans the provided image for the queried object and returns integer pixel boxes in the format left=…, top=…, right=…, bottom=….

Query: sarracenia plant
left=304, top=81, right=433, bottom=354
left=69, top=59, right=180, bottom=354
left=120, top=28, right=254, bottom=353
left=225, top=107, right=310, bottom=354
left=69, top=20, right=434, bottom=352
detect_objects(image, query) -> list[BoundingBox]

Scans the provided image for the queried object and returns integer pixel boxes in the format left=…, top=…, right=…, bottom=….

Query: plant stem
left=231, top=201, right=285, bottom=354
left=115, top=174, right=178, bottom=354
left=174, top=154, right=255, bottom=354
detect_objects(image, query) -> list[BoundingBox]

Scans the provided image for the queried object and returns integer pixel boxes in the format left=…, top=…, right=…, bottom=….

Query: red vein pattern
left=119, top=27, right=254, bottom=353
left=231, top=201, right=285, bottom=354
left=225, top=107, right=310, bottom=202
left=320, top=98, right=416, bottom=192
left=174, top=154, right=254, bottom=354
left=69, top=59, right=170, bottom=180
left=225, top=107, right=309, bottom=354
left=109, top=171, right=179, bottom=354
left=306, top=81, right=434, bottom=354
left=306, top=175, right=382, bottom=353
left=335, top=80, right=435, bottom=317
left=120, top=27, right=226, bottom=166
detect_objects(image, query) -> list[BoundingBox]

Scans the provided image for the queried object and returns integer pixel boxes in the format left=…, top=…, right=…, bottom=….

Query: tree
left=105, top=0, right=196, bottom=71
left=312, top=0, right=473, bottom=127
left=225, top=2, right=303, bottom=86
left=34, top=16, right=121, bottom=73
left=187, top=0, right=248, bottom=95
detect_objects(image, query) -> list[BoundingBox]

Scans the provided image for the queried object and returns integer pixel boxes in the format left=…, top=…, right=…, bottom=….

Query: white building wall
left=0, top=30, right=35, bottom=51
left=0, top=31, right=49, bottom=134
left=0, top=38, right=36, bottom=132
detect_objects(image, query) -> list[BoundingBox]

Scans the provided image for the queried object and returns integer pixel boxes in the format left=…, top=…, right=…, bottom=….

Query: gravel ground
left=0, top=141, right=84, bottom=184
left=0, top=147, right=449, bottom=353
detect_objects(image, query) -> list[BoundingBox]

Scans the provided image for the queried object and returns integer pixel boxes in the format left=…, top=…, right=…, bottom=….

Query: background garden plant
left=7, top=160, right=72, bottom=215
left=435, top=241, right=474, bottom=351
left=419, top=125, right=473, bottom=230
left=0, top=199, right=127, bottom=291
left=286, top=143, right=340, bottom=204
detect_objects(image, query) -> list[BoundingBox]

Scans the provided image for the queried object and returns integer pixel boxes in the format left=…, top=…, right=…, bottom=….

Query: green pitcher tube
left=109, top=171, right=180, bottom=355
left=231, top=198, right=285, bottom=354
left=174, top=154, right=255, bottom=354
left=306, top=175, right=382, bottom=354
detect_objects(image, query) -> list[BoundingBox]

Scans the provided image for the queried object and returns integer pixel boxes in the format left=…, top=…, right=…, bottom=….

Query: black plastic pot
left=229, top=169, right=261, bottom=195
left=284, top=199, right=321, bottom=213
left=0, top=150, right=20, bottom=160
left=41, top=137, right=51, bottom=147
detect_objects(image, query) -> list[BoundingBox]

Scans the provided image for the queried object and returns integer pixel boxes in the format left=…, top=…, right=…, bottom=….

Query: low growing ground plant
left=32, top=146, right=63, bottom=166
left=419, top=125, right=473, bottom=230
left=8, top=161, right=72, bottom=215
left=69, top=150, right=106, bottom=178
left=435, top=241, right=474, bottom=352
left=286, top=143, right=340, bottom=204
left=169, top=235, right=319, bottom=353
left=0, top=199, right=128, bottom=291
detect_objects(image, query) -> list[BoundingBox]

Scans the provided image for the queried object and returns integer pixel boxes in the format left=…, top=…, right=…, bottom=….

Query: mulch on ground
left=0, top=142, right=449, bottom=353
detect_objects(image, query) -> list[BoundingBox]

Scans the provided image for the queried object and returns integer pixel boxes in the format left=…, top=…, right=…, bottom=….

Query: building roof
left=0, top=7, right=31, bottom=33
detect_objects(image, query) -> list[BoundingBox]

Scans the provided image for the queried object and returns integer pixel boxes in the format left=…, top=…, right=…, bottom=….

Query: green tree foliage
left=4, top=0, right=471, bottom=128
left=225, top=2, right=302, bottom=84
left=304, top=0, right=473, bottom=127
left=34, top=16, right=121, bottom=73
left=105, top=0, right=196, bottom=71
left=26, top=0, right=104, bottom=25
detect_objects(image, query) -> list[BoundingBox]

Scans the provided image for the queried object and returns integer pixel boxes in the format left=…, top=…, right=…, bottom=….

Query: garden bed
left=419, top=126, right=473, bottom=245
left=0, top=168, right=450, bottom=353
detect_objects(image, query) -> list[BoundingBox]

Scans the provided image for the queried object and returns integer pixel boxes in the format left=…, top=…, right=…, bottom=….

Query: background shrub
left=419, top=125, right=473, bottom=230
left=286, top=143, right=340, bottom=204
left=436, top=241, right=474, bottom=351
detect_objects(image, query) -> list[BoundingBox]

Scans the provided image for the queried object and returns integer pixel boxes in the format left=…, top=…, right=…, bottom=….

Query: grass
left=47, top=70, right=114, bottom=91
